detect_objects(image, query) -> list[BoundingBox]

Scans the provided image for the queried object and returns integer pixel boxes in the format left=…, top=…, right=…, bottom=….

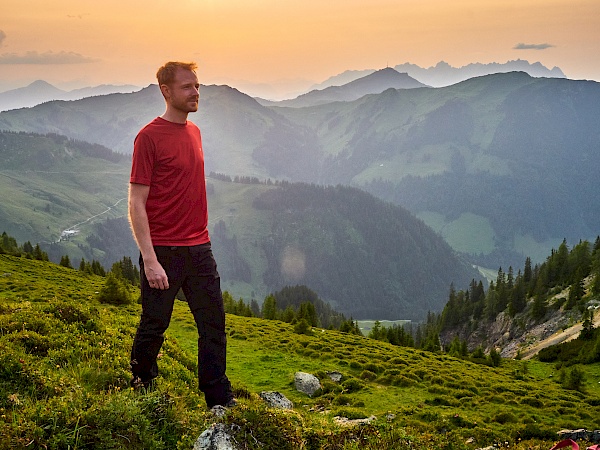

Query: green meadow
left=2, top=253, right=600, bottom=449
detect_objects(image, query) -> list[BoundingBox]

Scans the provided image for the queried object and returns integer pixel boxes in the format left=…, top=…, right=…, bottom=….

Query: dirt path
left=521, top=310, right=600, bottom=360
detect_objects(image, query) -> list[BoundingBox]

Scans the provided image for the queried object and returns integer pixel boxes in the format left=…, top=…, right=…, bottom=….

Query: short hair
left=156, top=61, right=198, bottom=86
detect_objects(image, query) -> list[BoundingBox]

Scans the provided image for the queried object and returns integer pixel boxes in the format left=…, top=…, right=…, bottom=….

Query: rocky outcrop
left=439, top=286, right=597, bottom=359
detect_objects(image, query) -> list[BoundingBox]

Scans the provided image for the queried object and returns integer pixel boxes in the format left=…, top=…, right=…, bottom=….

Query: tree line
left=222, top=284, right=362, bottom=336
left=439, top=237, right=600, bottom=331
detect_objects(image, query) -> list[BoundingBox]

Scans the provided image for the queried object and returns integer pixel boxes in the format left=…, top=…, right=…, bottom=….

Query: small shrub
left=97, top=273, right=133, bottom=305
left=493, top=411, right=517, bottom=424
left=317, top=380, right=343, bottom=396
left=520, top=396, right=544, bottom=408
left=9, top=330, right=53, bottom=356
left=294, top=319, right=313, bottom=335
left=363, top=362, right=383, bottom=374
left=332, top=394, right=352, bottom=406
left=359, top=370, right=377, bottom=381
left=349, top=360, right=362, bottom=370
left=341, top=378, right=363, bottom=393
left=392, top=375, right=416, bottom=387
left=450, top=413, right=476, bottom=429
left=388, top=358, right=408, bottom=366
left=516, top=423, right=556, bottom=440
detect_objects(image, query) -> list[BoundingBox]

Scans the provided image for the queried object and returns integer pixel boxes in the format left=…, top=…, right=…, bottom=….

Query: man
left=128, top=61, right=235, bottom=409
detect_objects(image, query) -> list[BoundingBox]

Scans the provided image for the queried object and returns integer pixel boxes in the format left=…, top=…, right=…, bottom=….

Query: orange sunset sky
left=1, top=0, right=599, bottom=99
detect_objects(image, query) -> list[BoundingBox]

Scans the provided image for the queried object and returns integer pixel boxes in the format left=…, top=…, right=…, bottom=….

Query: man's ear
left=160, top=83, right=170, bottom=100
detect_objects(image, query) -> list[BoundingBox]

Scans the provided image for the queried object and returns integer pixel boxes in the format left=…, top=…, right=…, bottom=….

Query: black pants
left=130, top=243, right=233, bottom=406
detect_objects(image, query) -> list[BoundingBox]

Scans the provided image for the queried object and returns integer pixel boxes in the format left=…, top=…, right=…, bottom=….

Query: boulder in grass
left=194, top=423, right=237, bottom=450
left=294, top=371, right=321, bottom=397
left=260, top=391, right=294, bottom=409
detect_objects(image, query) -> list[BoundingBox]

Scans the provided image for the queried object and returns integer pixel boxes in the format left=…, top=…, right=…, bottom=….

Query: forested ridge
left=250, top=182, right=479, bottom=319
left=430, top=238, right=600, bottom=359
left=0, top=130, right=126, bottom=168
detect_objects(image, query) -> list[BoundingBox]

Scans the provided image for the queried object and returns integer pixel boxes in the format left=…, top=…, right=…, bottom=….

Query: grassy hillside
left=0, top=132, right=130, bottom=250
left=2, top=254, right=600, bottom=449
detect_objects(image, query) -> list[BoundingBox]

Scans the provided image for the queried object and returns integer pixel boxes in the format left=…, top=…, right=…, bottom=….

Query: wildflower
left=8, top=394, right=20, bottom=405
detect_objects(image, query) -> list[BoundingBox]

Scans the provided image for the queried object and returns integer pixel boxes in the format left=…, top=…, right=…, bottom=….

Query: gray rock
left=209, top=405, right=228, bottom=418
left=294, top=371, right=321, bottom=397
left=194, top=423, right=237, bottom=450
left=327, top=371, right=343, bottom=382
left=557, top=429, right=600, bottom=443
left=260, top=391, right=294, bottom=409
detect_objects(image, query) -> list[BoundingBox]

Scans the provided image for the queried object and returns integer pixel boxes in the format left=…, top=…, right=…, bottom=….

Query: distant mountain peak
left=28, top=80, right=57, bottom=88
left=0, top=81, right=141, bottom=112
left=262, top=67, right=426, bottom=108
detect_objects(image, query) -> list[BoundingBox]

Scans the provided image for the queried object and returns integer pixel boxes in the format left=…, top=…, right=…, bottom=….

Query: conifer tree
left=33, top=244, right=48, bottom=261
left=59, top=254, right=73, bottom=269
left=23, top=241, right=34, bottom=255
left=97, top=272, right=133, bottom=305
left=261, top=295, right=277, bottom=320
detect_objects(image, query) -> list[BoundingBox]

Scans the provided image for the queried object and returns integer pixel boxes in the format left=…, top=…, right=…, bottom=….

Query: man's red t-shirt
left=130, top=117, right=210, bottom=246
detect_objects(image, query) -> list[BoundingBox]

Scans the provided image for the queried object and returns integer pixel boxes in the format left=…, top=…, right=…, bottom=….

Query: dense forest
left=252, top=182, right=479, bottom=319
left=439, top=238, right=600, bottom=329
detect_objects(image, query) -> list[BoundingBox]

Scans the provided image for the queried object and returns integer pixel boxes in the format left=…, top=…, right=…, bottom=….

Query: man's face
left=163, top=68, right=200, bottom=113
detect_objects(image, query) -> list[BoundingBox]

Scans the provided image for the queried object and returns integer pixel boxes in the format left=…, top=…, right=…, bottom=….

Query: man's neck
left=161, top=108, right=188, bottom=124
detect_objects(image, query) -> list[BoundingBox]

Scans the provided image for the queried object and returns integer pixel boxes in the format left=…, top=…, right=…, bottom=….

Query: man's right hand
left=144, top=259, right=169, bottom=290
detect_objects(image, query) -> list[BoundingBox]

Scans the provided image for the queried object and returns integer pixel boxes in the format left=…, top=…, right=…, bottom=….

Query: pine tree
left=368, top=321, right=387, bottom=342
left=531, top=294, right=547, bottom=321
left=261, top=295, right=277, bottom=320
left=23, top=241, right=34, bottom=255
left=33, top=244, right=48, bottom=261
left=59, top=255, right=73, bottom=269
left=97, top=273, right=133, bottom=305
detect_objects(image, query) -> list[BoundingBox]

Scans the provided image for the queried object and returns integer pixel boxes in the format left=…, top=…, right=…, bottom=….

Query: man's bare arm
left=128, top=183, right=169, bottom=290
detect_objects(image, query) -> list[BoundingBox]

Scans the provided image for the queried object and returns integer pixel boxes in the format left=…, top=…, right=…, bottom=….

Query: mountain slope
left=1, top=73, right=599, bottom=268
left=0, top=131, right=130, bottom=252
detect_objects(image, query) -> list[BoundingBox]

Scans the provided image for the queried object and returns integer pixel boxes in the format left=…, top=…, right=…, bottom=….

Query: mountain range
left=0, top=60, right=564, bottom=112
left=0, top=80, right=141, bottom=112
left=310, top=59, right=566, bottom=91
left=1, top=68, right=598, bottom=270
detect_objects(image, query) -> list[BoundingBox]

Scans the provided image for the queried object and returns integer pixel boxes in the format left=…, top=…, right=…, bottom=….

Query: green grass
left=2, top=253, right=600, bottom=449
left=416, top=211, right=497, bottom=256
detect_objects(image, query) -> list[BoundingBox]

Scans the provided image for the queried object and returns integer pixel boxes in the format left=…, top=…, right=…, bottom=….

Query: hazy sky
left=2, top=0, right=599, bottom=98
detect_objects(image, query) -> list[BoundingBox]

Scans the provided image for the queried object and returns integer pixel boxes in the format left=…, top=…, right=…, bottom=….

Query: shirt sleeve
left=130, top=131, right=154, bottom=186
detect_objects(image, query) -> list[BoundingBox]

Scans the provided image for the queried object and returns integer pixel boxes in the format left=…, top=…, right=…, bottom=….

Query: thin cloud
left=514, top=43, right=555, bottom=50
left=0, top=50, right=97, bottom=64
left=67, top=13, right=90, bottom=19
left=0, top=30, right=6, bottom=47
